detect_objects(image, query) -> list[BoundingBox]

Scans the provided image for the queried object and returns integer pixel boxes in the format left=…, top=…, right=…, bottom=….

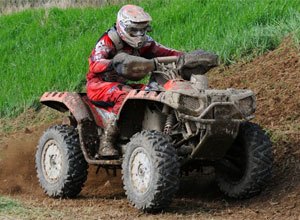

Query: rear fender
left=40, top=92, right=124, bottom=165
left=40, top=92, right=93, bottom=123
left=40, top=92, right=99, bottom=159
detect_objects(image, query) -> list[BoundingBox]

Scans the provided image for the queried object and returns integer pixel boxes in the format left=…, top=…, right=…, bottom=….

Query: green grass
left=0, top=195, right=22, bottom=210
left=0, top=0, right=299, bottom=117
left=0, top=195, right=67, bottom=219
left=0, top=0, right=127, bottom=14
left=0, top=196, right=26, bottom=218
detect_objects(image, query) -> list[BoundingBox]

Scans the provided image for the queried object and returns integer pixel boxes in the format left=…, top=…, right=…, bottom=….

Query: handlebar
left=154, top=56, right=178, bottom=64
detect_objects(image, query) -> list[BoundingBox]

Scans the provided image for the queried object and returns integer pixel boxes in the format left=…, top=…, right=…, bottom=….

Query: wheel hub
left=130, top=148, right=151, bottom=194
left=42, top=140, right=63, bottom=183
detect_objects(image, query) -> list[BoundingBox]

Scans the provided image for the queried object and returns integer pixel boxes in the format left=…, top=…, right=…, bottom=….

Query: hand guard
left=112, top=53, right=156, bottom=81
left=177, top=50, right=218, bottom=80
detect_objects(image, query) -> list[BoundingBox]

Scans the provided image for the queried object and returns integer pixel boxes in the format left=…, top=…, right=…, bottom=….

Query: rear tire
left=35, top=125, right=88, bottom=198
left=122, top=130, right=179, bottom=212
left=216, top=122, right=273, bottom=198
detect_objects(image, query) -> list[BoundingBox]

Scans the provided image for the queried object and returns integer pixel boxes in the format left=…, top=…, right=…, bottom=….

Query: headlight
left=179, top=96, right=200, bottom=110
left=178, top=95, right=205, bottom=116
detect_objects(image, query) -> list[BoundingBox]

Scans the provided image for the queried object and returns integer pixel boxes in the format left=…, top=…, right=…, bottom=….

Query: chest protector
left=108, top=27, right=140, bottom=56
left=108, top=28, right=124, bottom=51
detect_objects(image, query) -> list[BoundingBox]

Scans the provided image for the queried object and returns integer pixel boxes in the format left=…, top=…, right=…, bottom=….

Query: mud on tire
left=35, top=125, right=88, bottom=198
left=216, top=122, right=273, bottom=198
left=122, top=130, right=180, bottom=212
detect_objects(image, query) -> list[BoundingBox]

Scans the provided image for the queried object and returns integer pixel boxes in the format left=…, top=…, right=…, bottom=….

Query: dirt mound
left=0, top=39, right=299, bottom=219
left=210, top=38, right=300, bottom=133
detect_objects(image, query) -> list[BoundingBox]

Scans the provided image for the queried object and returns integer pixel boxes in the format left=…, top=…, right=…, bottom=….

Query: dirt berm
left=0, top=39, right=299, bottom=219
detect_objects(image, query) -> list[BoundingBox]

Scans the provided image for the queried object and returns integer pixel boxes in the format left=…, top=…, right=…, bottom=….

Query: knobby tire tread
left=122, top=130, right=179, bottom=212
left=36, top=125, right=88, bottom=198
left=217, top=122, right=273, bottom=199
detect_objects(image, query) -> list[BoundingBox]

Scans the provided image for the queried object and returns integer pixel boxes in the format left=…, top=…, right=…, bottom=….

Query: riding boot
left=97, top=118, right=119, bottom=158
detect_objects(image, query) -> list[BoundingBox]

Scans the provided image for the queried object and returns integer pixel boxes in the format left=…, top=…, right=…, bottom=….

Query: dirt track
left=0, top=40, right=299, bottom=219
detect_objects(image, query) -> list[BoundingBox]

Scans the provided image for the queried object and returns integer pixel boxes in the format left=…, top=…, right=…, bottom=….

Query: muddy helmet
left=116, top=5, right=152, bottom=49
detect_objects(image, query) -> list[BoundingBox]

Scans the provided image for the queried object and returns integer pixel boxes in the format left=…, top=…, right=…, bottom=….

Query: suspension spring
left=164, top=113, right=175, bottom=135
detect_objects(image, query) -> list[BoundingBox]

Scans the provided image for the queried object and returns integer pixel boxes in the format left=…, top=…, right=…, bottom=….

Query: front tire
left=35, top=125, right=88, bottom=198
left=122, top=130, right=179, bottom=212
left=216, top=122, right=273, bottom=198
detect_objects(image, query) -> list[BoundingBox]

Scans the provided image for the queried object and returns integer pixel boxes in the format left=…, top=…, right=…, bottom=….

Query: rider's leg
left=87, top=78, right=131, bottom=157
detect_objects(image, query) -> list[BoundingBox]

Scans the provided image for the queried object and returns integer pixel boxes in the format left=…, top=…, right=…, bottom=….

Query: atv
left=36, top=52, right=273, bottom=212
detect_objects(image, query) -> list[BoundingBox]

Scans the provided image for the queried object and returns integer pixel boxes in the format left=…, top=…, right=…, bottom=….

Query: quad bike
left=35, top=52, right=273, bottom=212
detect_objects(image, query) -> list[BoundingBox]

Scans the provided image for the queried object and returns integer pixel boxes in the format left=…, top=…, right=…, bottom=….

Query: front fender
left=117, top=89, right=201, bottom=121
left=117, top=90, right=177, bottom=120
left=117, top=90, right=167, bottom=138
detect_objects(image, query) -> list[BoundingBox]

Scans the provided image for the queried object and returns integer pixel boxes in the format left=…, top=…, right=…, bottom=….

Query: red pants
left=87, top=78, right=144, bottom=114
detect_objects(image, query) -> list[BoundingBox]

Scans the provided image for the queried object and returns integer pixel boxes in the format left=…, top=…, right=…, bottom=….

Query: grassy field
left=0, top=0, right=299, bottom=117
left=0, top=0, right=127, bottom=14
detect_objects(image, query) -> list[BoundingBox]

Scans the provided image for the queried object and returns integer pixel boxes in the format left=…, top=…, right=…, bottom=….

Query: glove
left=112, top=53, right=156, bottom=81
left=177, top=50, right=218, bottom=80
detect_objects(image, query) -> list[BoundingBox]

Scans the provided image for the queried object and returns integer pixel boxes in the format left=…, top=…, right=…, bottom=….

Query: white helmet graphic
left=116, top=5, right=152, bottom=49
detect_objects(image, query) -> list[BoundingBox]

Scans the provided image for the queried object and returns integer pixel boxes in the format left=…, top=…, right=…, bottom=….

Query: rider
left=86, top=5, right=183, bottom=158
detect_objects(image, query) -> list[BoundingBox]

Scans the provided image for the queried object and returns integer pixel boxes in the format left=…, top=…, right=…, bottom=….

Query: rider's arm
left=140, top=36, right=183, bottom=58
left=87, top=34, right=116, bottom=80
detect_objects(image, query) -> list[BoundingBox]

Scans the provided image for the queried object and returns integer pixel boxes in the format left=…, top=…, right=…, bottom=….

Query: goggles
left=125, top=25, right=152, bottom=37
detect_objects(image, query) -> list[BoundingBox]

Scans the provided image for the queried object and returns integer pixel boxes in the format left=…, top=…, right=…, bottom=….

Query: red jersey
left=87, top=28, right=182, bottom=82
